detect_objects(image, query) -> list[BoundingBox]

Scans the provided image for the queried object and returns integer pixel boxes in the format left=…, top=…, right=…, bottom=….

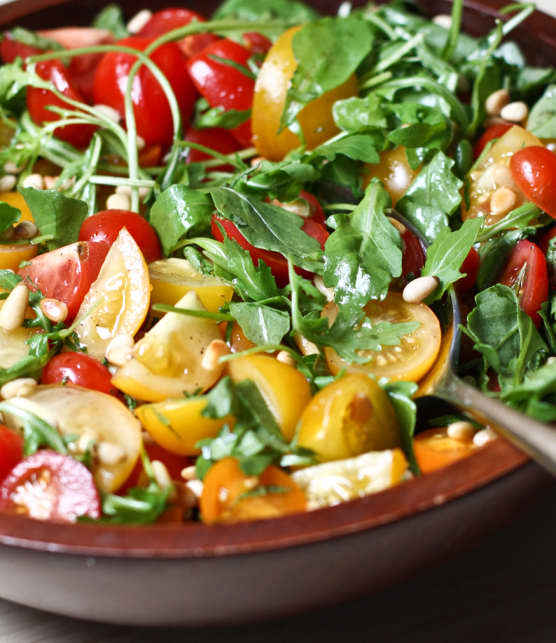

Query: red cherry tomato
left=0, top=450, right=100, bottom=522
left=184, top=126, right=241, bottom=171
left=138, top=8, right=219, bottom=58
left=299, top=191, right=326, bottom=224
left=93, top=36, right=197, bottom=147
left=187, top=40, right=254, bottom=147
left=243, top=32, right=273, bottom=54
left=78, top=210, right=162, bottom=265
left=0, top=33, right=42, bottom=63
left=18, top=241, right=103, bottom=321
left=401, top=228, right=426, bottom=279
left=27, top=60, right=96, bottom=148
left=456, top=247, right=480, bottom=293
left=510, top=146, right=556, bottom=218
left=499, top=239, right=548, bottom=326
left=473, top=122, right=513, bottom=159
left=0, top=426, right=23, bottom=483
left=539, top=226, right=556, bottom=255
left=41, top=352, right=116, bottom=395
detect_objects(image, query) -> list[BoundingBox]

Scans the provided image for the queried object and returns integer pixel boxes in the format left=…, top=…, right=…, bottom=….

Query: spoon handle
left=437, top=375, right=556, bottom=475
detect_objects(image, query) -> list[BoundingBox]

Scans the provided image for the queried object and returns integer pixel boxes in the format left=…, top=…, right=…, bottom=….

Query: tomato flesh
left=510, top=146, right=556, bottom=218
left=0, top=426, right=23, bottom=483
left=473, top=122, right=512, bottom=159
left=456, top=247, right=480, bottom=293
left=0, top=450, right=100, bottom=522
left=414, top=428, right=475, bottom=474
left=499, top=239, right=548, bottom=326
left=41, top=352, right=116, bottom=395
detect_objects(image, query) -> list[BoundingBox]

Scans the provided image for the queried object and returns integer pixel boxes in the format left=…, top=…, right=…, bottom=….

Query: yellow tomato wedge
left=149, top=258, right=233, bottom=312
left=292, top=449, right=408, bottom=509
left=252, top=26, right=358, bottom=161
left=363, top=146, right=419, bottom=206
left=0, top=301, right=34, bottom=369
left=413, top=427, right=476, bottom=474
left=112, top=291, right=223, bottom=402
left=228, top=354, right=311, bottom=441
left=136, top=396, right=232, bottom=455
left=75, top=227, right=150, bottom=361
left=0, top=192, right=38, bottom=269
left=0, top=191, right=34, bottom=222
left=2, top=385, right=141, bottom=492
left=323, top=292, right=441, bottom=382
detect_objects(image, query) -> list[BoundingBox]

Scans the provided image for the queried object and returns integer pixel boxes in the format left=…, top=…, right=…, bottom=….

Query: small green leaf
left=229, top=302, right=290, bottom=345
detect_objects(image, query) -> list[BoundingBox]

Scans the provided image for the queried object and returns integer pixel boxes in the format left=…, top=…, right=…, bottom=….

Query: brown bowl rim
left=0, top=0, right=553, bottom=560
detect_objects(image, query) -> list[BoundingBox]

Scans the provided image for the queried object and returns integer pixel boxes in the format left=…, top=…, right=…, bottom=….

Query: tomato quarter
left=41, top=352, right=117, bottom=395
left=510, top=146, right=556, bottom=218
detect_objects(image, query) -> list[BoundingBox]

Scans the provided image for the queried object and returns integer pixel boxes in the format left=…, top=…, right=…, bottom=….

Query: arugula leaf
left=8, top=27, right=64, bottom=53
left=476, top=203, right=543, bottom=242
left=213, top=0, right=317, bottom=27
left=99, top=482, right=170, bottom=524
left=0, top=268, right=22, bottom=290
left=313, top=134, right=382, bottom=164
left=396, top=151, right=463, bottom=242
left=282, top=16, right=373, bottom=129
left=240, top=158, right=319, bottom=202
left=527, top=84, right=556, bottom=139
left=0, top=61, right=52, bottom=109
left=421, top=219, right=481, bottom=302
left=381, top=381, right=419, bottom=475
left=0, top=201, right=21, bottom=238
left=229, top=302, right=290, bottom=345
left=332, top=94, right=389, bottom=133
left=92, top=4, right=129, bottom=39
left=149, top=185, right=213, bottom=255
left=195, top=105, right=251, bottom=130
left=19, top=188, right=88, bottom=250
left=500, top=359, right=556, bottom=422
left=0, top=400, right=67, bottom=456
left=323, top=178, right=402, bottom=309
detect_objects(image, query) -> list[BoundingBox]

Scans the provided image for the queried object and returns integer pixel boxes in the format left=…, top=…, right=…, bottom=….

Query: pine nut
left=76, top=430, right=98, bottom=454
left=39, top=298, right=68, bottom=324
left=20, top=173, right=44, bottom=190
left=485, top=89, right=510, bottom=116
left=94, top=103, right=121, bottom=123
left=500, top=101, right=528, bottom=123
left=388, top=217, right=406, bottom=234
left=447, top=421, right=476, bottom=442
left=473, top=427, right=497, bottom=447
left=313, top=275, right=335, bottom=302
left=433, top=14, right=452, bottom=29
left=1, top=377, right=37, bottom=400
left=152, top=460, right=176, bottom=500
left=276, top=350, right=296, bottom=367
left=201, top=339, right=230, bottom=371
left=106, top=192, right=130, bottom=211
left=0, top=283, right=29, bottom=331
left=116, top=184, right=150, bottom=199
left=0, top=175, right=16, bottom=193
left=4, top=162, right=23, bottom=175
left=105, top=334, right=135, bottom=366
left=180, top=466, right=197, bottom=481
left=402, top=275, right=439, bottom=304
left=295, top=332, right=320, bottom=356
left=136, top=135, right=146, bottom=151
left=492, top=164, right=515, bottom=189
left=43, top=176, right=58, bottom=190
left=127, top=9, right=152, bottom=34
left=13, top=221, right=38, bottom=240
left=97, top=441, right=126, bottom=465
left=490, top=186, right=517, bottom=217
left=185, top=479, right=203, bottom=498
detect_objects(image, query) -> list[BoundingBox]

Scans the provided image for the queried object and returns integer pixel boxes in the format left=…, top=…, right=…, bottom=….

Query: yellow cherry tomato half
left=413, top=427, right=475, bottom=474
left=323, top=292, right=441, bottom=383
left=363, top=146, right=419, bottom=206
left=227, top=354, right=311, bottom=441
left=297, top=373, right=401, bottom=462
left=0, top=192, right=38, bottom=269
left=0, top=192, right=34, bottom=222
left=252, top=26, right=358, bottom=161
left=200, top=457, right=306, bottom=524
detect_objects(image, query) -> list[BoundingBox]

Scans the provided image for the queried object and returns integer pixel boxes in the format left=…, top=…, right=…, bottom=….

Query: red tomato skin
left=456, top=247, right=480, bottom=293
left=242, top=32, right=272, bottom=54
left=78, top=210, right=162, bottom=265
left=18, top=241, right=101, bottom=321
left=300, top=191, right=326, bottom=224
left=510, top=146, right=556, bottom=218
left=93, top=37, right=197, bottom=147
left=184, top=126, right=241, bottom=170
left=473, top=122, right=513, bottom=159
left=138, top=8, right=218, bottom=58
left=0, top=34, right=42, bottom=63
left=401, top=228, right=426, bottom=279
left=187, top=40, right=254, bottom=147
left=499, top=239, right=548, bottom=326
left=0, top=451, right=100, bottom=522
left=41, top=352, right=116, bottom=395
left=0, top=426, right=24, bottom=483
left=27, top=60, right=96, bottom=148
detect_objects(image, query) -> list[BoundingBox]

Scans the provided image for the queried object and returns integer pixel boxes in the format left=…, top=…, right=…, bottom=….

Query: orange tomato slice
left=413, top=427, right=475, bottom=474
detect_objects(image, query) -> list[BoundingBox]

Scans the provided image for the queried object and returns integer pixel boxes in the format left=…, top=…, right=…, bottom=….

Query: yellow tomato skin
left=0, top=193, right=38, bottom=269
left=136, top=397, right=232, bottom=455
left=228, top=355, right=311, bottom=441
left=297, top=373, right=400, bottom=462
left=414, top=427, right=475, bottom=474
left=363, top=147, right=418, bottom=206
left=0, top=192, right=34, bottom=222
left=252, top=26, right=358, bottom=161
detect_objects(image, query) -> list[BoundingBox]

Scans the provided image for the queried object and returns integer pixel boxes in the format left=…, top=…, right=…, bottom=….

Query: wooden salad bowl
left=0, top=0, right=554, bottom=626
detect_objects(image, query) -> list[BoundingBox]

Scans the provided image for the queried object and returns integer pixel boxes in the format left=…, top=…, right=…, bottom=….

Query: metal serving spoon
left=390, top=210, right=556, bottom=476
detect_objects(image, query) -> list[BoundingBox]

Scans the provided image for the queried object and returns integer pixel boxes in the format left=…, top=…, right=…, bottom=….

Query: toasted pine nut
left=388, top=216, right=406, bottom=234
left=276, top=350, right=296, bottom=367
left=180, top=466, right=197, bottom=481
left=1, top=377, right=37, bottom=400
left=313, top=275, right=335, bottom=302
left=3, top=162, right=23, bottom=174
left=40, top=298, right=68, bottom=324
left=21, top=173, right=44, bottom=190
left=106, top=192, right=131, bottom=211
left=94, top=103, right=121, bottom=123
left=201, top=339, right=230, bottom=371
left=492, top=164, right=515, bottom=189
left=116, top=184, right=150, bottom=199
left=447, top=421, right=476, bottom=442
left=295, top=332, right=320, bottom=356
left=127, top=9, right=152, bottom=34
left=433, top=14, right=452, bottom=29
left=0, top=175, right=16, bottom=193
left=0, top=283, right=29, bottom=331
left=105, top=334, right=135, bottom=366
left=473, top=427, right=497, bottom=447
left=97, top=441, right=126, bottom=465
left=151, top=460, right=177, bottom=500
left=490, top=186, right=517, bottom=217
left=485, top=89, right=510, bottom=116
left=43, top=176, right=58, bottom=190
left=402, top=275, right=439, bottom=304
left=186, top=479, right=203, bottom=498
left=13, top=221, right=38, bottom=240
left=500, top=101, right=528, bottom=123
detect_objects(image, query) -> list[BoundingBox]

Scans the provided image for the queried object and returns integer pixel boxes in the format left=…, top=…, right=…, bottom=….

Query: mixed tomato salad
left=0, top=0, right=555, bottom=525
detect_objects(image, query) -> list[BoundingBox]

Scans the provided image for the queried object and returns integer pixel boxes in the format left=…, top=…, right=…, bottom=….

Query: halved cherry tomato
left=456, top=247, right=480, bottom=293
left=499, top=239, right=548, bottom=326
left=200, top=457, right=306, bottom=524
left=184, top=126, right=241, bottom=171
left=414, top=427, right=475, bottom=474
left=401, top=227, right=426, bottom=279
left=299, top=191, right=326, bottom=224
left=229, top=321, right=256, bottom=353
left=0, top=425, right=23, bottom=483
left=473, top=122, right=513, bottom=159
left=510, top=146, right=556, bottom=218
left=27, top=60, right=96, bottom=148
left=138, top=8, right=219, bottom=58
left=0, top=450, right=100, bottom=522
left=187, top=39, right=254, bottom=147
left=242, top=32, right=272, bottom=54
left=94, top=37, right=197, bottom=147
left=0, top=33, right=42, bottom=62
left=363, top=147, right=418, bottom=206
left=41, top=351, right=116, bottom=395
left=18, top=241, right=103, bottom=321
left=78, top=209, right=162, bottom=265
